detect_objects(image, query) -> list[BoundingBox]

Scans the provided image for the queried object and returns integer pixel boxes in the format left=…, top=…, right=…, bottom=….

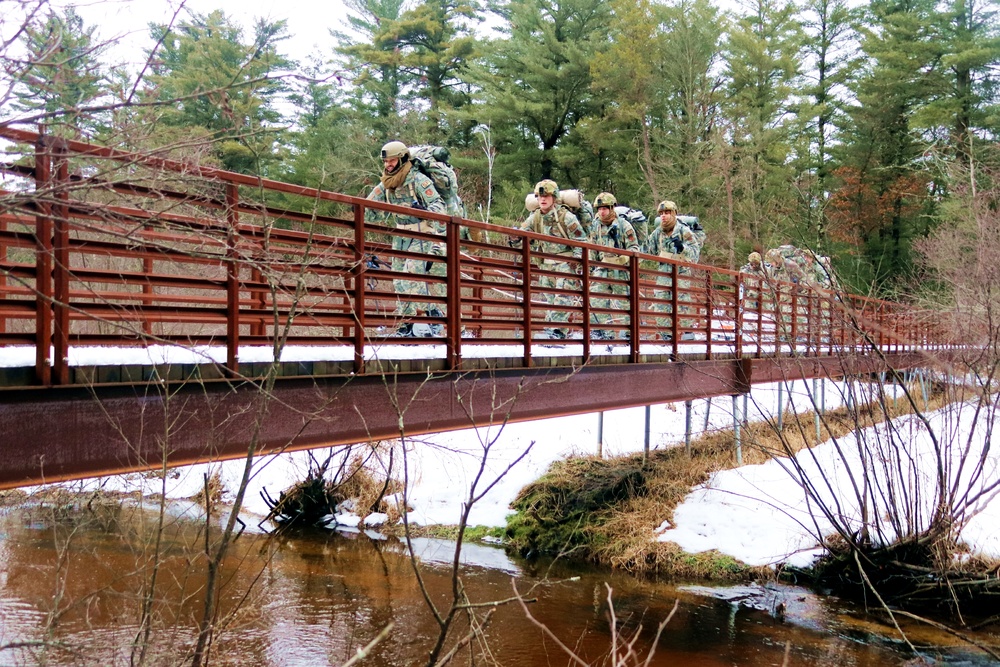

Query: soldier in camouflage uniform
left=590, top=192, right=640, bottom=340
left=366, top=141, right=446, bottom=337
left=512, top=179, right=588, bottom=339
left=644, top=200, right=703, bottom=341
left=740, top=252, right=769, bottom=309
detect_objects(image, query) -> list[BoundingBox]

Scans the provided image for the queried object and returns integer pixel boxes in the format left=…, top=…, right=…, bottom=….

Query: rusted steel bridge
left=0, top=128, right=950, bottom=489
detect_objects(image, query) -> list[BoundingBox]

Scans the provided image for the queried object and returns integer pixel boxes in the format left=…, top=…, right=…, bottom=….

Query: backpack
left=409, top=145, right=465, bottom=217
left=765, top=245, right=833, bottom=288
left=614, top=205, right=648, bottom=244
left=677, top=214, right=706, bottom=252
left=557, top=189, right=594, bottom=237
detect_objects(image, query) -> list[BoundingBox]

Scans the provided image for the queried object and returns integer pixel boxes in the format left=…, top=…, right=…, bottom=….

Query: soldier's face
left=537, top=193, right=555, bottom=212
left=383, top=156, right=400, bottom=172
left=659, top=210, right=676, bottom=229
left=597, top=206, right=615, bottom=223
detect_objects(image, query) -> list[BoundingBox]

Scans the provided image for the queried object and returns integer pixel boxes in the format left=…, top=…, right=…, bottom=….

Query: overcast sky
left=65, top=0, right=353, bottom=70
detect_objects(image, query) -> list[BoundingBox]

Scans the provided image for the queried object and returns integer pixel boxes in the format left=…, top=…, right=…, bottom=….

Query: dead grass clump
left=192, top=470, right=225, bottom=510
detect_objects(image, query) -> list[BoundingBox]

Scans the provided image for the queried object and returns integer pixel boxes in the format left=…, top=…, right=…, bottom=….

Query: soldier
left=590, top=192, right=640, bottom=340
left=512, top=179, right=588, bottom=339
left=644, top=200, right=702, bottom=341
left=366, top=140, right=446, bottom=337
left=740, top=252, right=769, bottom=310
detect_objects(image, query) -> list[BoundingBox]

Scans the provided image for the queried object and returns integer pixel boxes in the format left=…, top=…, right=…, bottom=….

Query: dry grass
left=513, top=381, right=956, bottom=580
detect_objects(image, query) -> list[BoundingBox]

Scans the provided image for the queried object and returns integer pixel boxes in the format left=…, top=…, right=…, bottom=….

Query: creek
left=0, top=501, right=993, bottom=666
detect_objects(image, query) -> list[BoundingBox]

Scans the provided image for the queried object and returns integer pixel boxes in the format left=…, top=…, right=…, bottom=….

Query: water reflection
left=0, top=505, right=991, bottom=666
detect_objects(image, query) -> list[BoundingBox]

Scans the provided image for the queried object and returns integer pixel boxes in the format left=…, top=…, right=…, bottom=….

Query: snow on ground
left=8, top=342, right=993, bottom=571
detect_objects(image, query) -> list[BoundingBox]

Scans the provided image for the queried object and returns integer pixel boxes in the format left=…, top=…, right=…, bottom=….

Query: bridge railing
left=0, top=127, right=950, bottom=386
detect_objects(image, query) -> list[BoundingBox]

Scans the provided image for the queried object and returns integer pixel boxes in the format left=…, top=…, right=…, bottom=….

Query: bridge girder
left=0, top=353, right=924, bottom=490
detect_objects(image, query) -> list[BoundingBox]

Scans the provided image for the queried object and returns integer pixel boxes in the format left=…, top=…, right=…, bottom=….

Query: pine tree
left=145, top=10, right=293, bottom=174
left=721, top=0, right=804, bottom=252
left=829, top=0, right=939, bottom=291
left=12, top=7, right=106, bottom=138
left=469, top=0, right=612, bottom=186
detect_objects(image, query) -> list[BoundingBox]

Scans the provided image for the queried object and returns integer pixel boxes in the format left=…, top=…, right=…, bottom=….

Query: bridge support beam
left=0, top=352, right=926, bottom=489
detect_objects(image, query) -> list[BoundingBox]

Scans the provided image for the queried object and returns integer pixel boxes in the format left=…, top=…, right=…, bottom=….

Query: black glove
left=365, top=254, right=385, bottom=269
left=607, top=225, right=620, bottom=248
left=411, top=199, right=428, bottom=211
left=671, top=237, right=684, bottom=254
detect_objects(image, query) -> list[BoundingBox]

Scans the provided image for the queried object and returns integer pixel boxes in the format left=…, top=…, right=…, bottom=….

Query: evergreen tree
left=791, top=0, right=858, bottom=253
left=12, top=7, right=106, bottom=137
left=335, top=0, right=411, bottom=135
left=581, top=0, right=663, bottom=203
left=377, top=0, right=482, bottom=139
left=929, top=0, right=1000, bottom=164
left=146, top=10, right=293, bottom=173
left=469, top=0, right=612, bottom=186
left=829, top=0, right=939, bottom=291
left=646, top=0, right=727, bottom=213
left=721, top=0, right=804, bottom=253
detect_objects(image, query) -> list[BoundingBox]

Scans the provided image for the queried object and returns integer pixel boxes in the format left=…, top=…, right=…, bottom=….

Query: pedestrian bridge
left=0, top=127, right=951, bottom=489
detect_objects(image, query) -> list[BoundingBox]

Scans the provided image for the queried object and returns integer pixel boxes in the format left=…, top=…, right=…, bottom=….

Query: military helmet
left=748, top=252, right=762, bottom=265
left=380, top=140, right=409, bottom=161
left=657, top=200, right=678, bottom=213
left=594, top=192, right=617, bottom=208
left=534, top=179, right=559, bottom=197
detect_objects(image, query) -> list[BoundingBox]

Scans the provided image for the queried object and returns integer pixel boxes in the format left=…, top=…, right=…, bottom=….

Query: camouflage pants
left=539, top=259, right=580, bottom=336
left=652, top=273, right=695, bottom=333
left=590, top=268, right=630, bottom=334
left=392, top=234, right=445, bottom=318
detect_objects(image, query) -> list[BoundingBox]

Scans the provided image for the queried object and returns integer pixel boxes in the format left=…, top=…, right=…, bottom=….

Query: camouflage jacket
left=645, top=223, right=701, bottom=266
left=366, top=169, right=446, bottom=231
left=591, top=215, right=639, bottom=265
left=519, top=205, right=587, bottom=259
left=764, top=245, right=834, bottom=289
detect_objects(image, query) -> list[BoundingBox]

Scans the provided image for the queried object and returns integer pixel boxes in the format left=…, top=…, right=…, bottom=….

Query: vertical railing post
left=445, top=218, right=461, bottom=370
left=51, top=144, right=70, bottom=385
left=734, top=273, right=744, bottom=360
left=789, top=288, right=798, bottom=353
left=352, top=202, right=367, bottom=375
left=142, top=257, right=154, bottom=336
left=670, top=263, right=679, bottom=347
left=704, top=271, right=713, bottom=359
left=629, top=255, right=640, bottom=363
left=34, top=137, right=53, bottom=386
left=0, top=216, right=7, bottom=335
left=521, top=238, right=533, bottom=368
left=225, top=183, right=240, bottom=376
left=581, top=251, right=591, bottom=361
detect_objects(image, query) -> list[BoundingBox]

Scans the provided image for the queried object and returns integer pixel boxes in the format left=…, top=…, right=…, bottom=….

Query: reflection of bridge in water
left=0, top=127, right=950, bottom=489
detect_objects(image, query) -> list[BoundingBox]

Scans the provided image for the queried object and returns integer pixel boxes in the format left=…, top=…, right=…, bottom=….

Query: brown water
left=0, top=502, right=993, bottom=666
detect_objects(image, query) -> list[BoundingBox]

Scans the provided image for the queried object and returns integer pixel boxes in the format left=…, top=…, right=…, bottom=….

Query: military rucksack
left=557, top=189, right=594, bottom=237
left=677, top=214, right=706, bottom=253
left=525, top=188, right=594, bottom=236
left=409, top=145, right=465, bottom=217
left=614, top=205, right=649, bottom=244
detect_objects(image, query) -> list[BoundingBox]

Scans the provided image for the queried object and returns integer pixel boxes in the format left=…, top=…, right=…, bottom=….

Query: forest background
left=3, top=0, right=1000, bottom=296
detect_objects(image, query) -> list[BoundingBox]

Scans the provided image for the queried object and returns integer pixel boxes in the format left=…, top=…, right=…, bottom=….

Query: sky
left=9, top=340, right=997, bottom=575
left=61, top=0, right=355, bottom=71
